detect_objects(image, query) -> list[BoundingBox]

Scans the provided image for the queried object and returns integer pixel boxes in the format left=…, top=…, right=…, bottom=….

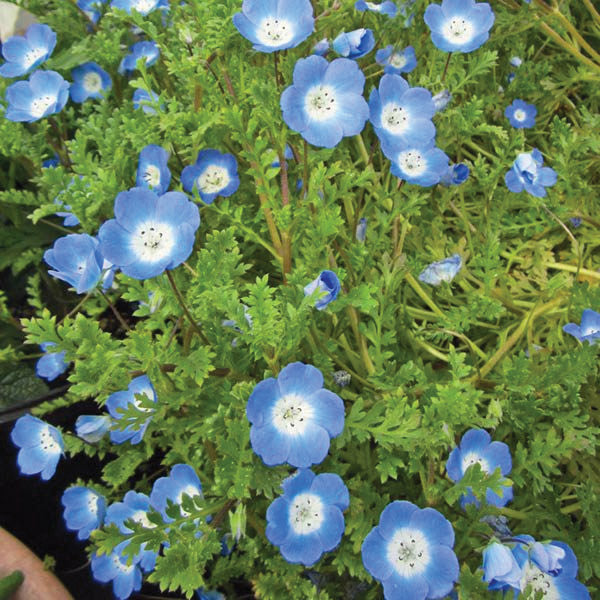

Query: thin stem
left=441, top=52, right=452, bottom=82
left=404, top=272, right=446, bottom=319
left=59, top=293, right=91, bottom=324
left=277, top=147, right=292, bottom=276
left=303, top=139, right=309, bottom=197
left=537, top=21, right=600, bottom=73
left=273, top=52, right=282, bottom=88
left=99, top=289, right=131, bottom=331
left=355, top=134, right=370, bottom=166
left=582, top=0, right=600, bottom=25
left=166, top=271, right=210, bottom=345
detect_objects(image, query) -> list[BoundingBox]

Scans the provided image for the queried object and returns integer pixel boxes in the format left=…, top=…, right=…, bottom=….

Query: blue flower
left=505, top=99, right=537, bottom=129
left=356, top=217, right=367, bottom=242
left=281, top=55, right=369, bottom=148
left=424, top=0, right=495, bottom=53
left=106, top=375, right=157, bottom=444
left=0, top=24, right=56, bottom=78
left=119, top=41, right=160, bottom=74
left=361, top=501, right=459, bottom=600
left=382, top=139, right=449, bottom=187
left=54, top=204, right=80, bottom=227
left=482, top=542, right=522, bottom=591
left=446, top=429, right=513, bottom=508
left=569, top=217, right=582, bottom=228
left=332, top=29, right=375, bottom=59
left=98, top=187, right=200, bottom=279
left=563, top=309, right=600, bottom=345
left=75, top=415, right=111, bottom=443
left=150, top=463, right=203, bottom=522
left=77, top=0, right=106, bottom=24
left=70, top=62, right=112, bottom=103
left=266, top=469, right=349, bottom=566
left=369, top=74, right=436, bottom=147
left=505, top=148, right=557, bottom=198
left=91, top=542, right=143, bottom=600
left=36, top=342, right=68, bottom=381
left=440, top=162, right=469, bottom=186
left=232, top=0, right=314, bottom=53
left=510, top=55, right=522, bottom=67
left=10, top=415, right=64, bottom=480
left=196, top=591, right=225, bottom=600
left=355, top=1, right=397, bottom=17
left=42, top=155, right=60, bottom=168
left=111, top=0, right=168, bottom=15
left=133, top=88, right=162, bottom=114
left=312, top=38, right=330, bottom=56
left=44, top=233, right=104, bottom=294
left=304, top=270, right=341, bottom=310
left=376, top=45, right=417, bottom=74
left=418, top=254, right=462, bottom=285
left=5, top=70, right=69, bottom=122
left=432, top=88, right=451, bottom=112
left=246, top=362, right=345, bottom=468
left=136, top=144, right=171, bottom=195
left=181, top=150, right=240, bottom=204
left=62, top=486, right=106, bottom=540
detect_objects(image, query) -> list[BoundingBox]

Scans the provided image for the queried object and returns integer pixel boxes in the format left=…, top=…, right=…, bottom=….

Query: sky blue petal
left=128, top=374, right=155, bottom=398
left=423, top=545, right=459, bottom=598
left=5, top=80, right=33, bottom=105
left=553, top=576, right=591, bottom=599
left=98, top=220, right=137, bottom=267
left=382, top=571, right=429, bottom=600
left=278, top=362, right=323, bottom=396
left=486, top=483, right=513, bottom=507
left=470, top=3, right=495, bottom=30
left=114, top=187, right=158, bottom=233
left=378, top=501, right=418, bottom=539
left=277, top=0, right=313, bottom=22
left=316, top=505, right=344, bottom=551
left=304, top=121, right=343, bottom=148
left=17, top=445, right=49, bottom=474
left=409, top=507, right=454, bottom=548
left=379, top=73, right=410, bottom=103
left=281, top=86, right=308, bottom=133
left=155, top=192, right=200, bottom=231
left=551, top=541, right=578, bottom=578
left=280, top=531, right=323, bottom=565
left=2, top=37, right=30, bottom=62
left=481, top=441, right=512, bottom=475
left=430, top=31, right=458, bottom=53
left=265, top=497, right=290, bottom=545
left=424, top=4, right=445, bottom=31
left=442, top=0, right=476, bottom=17
left=286, top=424, right=329, bottom=467
left=307, top=389, right=344, bottom=437
left=310, top=473, right=349, bottom=510
left=446, top=447, right=463, bottom=481
left=232, top=13, right=260, bottom=45
left=401, top=88, right=435, bottom=119
left=460, top=428, right=491, bottom=454
left=0, top=62, right=28, bottom=77
left=250, top=423, right=291, bottom=465
left=505, top=169, right=524, bottom=193
left=164, top=223, right=196, bottom=269
left=106, top=390, right=133, bottom=417
left=11, top=415, right=45, bottom=448
left=336, top=94, right=369, bottom=136
left=181, top=165, right=201, bottom=193
left=247, top=377, right=280, bottom=426
left=581, top=310, right=600, bottom=335
left=240, top=0, right=279, bottom=25
left=91, top=553, right=117, bottom=582
left=281, top=468, right=315, bottom=496
left=537, top=167, right=557, bottom=186
left=26, top=24, right=56, bottom=52
left=121, top=257, right=171, bottom=280
left=113, top=568, right=140, bottom=600
left=361, top=528, right=394, bottom=580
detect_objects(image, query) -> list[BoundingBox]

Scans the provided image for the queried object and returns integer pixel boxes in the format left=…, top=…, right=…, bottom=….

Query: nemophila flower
left=75, top=415, right=111, bottom=443
left=111, top=0, right=168, bottom=16
left=312, top=38, right=330, bottom=56
left=361, top=501, right=459, bottom=600
left=62, top=486, right=106, bottom=540
left=70, top=62, right=112, bottom=103
left=432, top=88, right=451, bottom=112
left=355, top=1, right=397, bottom=17
left=266, top=469, right=349, bottom=566
left=98, top=187, right=200, bottom=279
left=54, top=201, right=80, bottom=227
left=36, top=342, right=68, bottom=381
left=42, top=155, right=60, bottom=168
left=507, top=72, right=516, bottom=84
left=482, top=542, right=522, bottom=591
left=232, top=0, right=314, bottom=53
left=91, top=542, right=142, bottom=600
left=446, top=428, right=513, bottom=508
left=106, top=375, right=157, bottom=444
left=382, top=140, right=449, bottom=187
left=246, top=362, right=345, bottom=468
left=563, top=309, right=600, bottom=345
left=280, top=55, right=369, bottom=148
left=44, top=233, right=104, bottom=294
left=570, top=217, right=582, bottom=228
left=356, top=217, right=367, bottom=242
left=136, top=144, right=171, bottom=194
left=132, top=88, right=162, bottom=114
left=510, top=55, right=522, bottom=67
left=181, top=150, right=240, bottom=204
left=505, top=148, right=557, bottom=198
left=505, top=99, right=536, bottom=129
left=332, top=29, right=375, bottom=59
left=78, top=0, right=106, bottom=24
left=119, top=41, right=160, bottom=74
left=424, top=0, right=495, bottom=54
left=0, top=24, right=56, bottom=78
left=5, top=70, right=69, bottom=122
left=196, top=590, right=225, bottom=600
left=10, top=415, right=64, bottom=480
left=418, top=254, right=462, bottom=285
left=440, top=162, right=469, bottom=186
left=376, top=45, right=417, bottom=75
left=150, top=463, right=203, bottom=521
left=304, top=270, right=341, bottom=310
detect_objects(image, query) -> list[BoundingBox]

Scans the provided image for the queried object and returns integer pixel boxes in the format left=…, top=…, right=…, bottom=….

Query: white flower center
left=134, top=0, right=157, bottom=13
left=387, top=528, right=430, bottom=577
left=304, top=85, right=338, bottom=121
left=390, top=53, right=407, bottom=69
left=197, top=166, right=230, bottom=194
left=397, top=150, right=427, bottom=176
left=256, top=17, right=294, bottom=46
left=83, top=72, right=103, bottom=93
left=176, top=484, right=201, bottom=517
left=514, top=109, right=526, bottom=121
left=30, top=94, right=56, bottom=118
left=381, top=103, right=409, bottom=134
left=131, top=509, right=156, bottom=529
left=111, top=554, right=134, bottom=574
left=142, top=165, right=161, bottom=188
left=86, top=493, right=99, bottom=514
left=130, top=221, right=175, bottom=263
left=521, top=564, right=559, bottom=599
left=39, top=426, right=61, bottom=453
left=461, top=452, right=490, bottom=474
left=289, top=493, right=324, bottom=535
left=132, top=388, right=154, bottom=413
left=24, top=46, right=46, bottom=68
left=272, top=393, right=314, bottom=435
left=443, top=17, right=474, bottom=43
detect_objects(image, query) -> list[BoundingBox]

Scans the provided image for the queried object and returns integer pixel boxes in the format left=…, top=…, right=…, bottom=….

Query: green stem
left=404, top=272, right=446, bottom=319
left=355, top=134, right=370, bottom=166
left=99, top=290, right=131, bottom=331
left=166, top=271, right=210, bottom=345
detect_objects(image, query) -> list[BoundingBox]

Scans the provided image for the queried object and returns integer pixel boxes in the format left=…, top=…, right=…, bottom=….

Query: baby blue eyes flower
left=356, top=217, right=367, bottom=242
left=0, top=23, right=56, bottom=78
left=133, top=88, right=162, bottom=114
left=312, top=38, right=330, bottom=56
left=424, top=0, right=495, bottom=54
left=78, top=0, right=106, bottom=24
left=505, top=148, right=557, bottom=198
left=75, top=415, right=111, bottom=443
left=11, top=415, right=64, bottom=480
left=440, top=162, right=469, bottom=186
left=361, top=501, right=459, bottom=600
left=36, top=342, right=68, bottom=381
left=136, top=144, right=171, bottom=194
left=418, top=254, right=462, bottom=285
left=505, top=98, right=537, bottom=129
left=70, top=62, right=112, bottom=103
left=382, top=140, right=449, bottom=187
left=355, top=1, right=397, bottom=17
left=432, top=88, right=451, bottom=112
left=266, top=469, right=349, bottom=566
left=150, top=463, right=203, bottom=521
left=281, top=55, right=369, bottom=148
left=376, top=45, right=417, bottom=75
left=62, top=486, right=107, bottom=540
left=119, top=41, right=160, bottom=74
left=91, top=542, right=143, bottom=600
left=304, top=270, right=341, bottom=310
left=510, top=55, right=523, bottom=67
left=111, top=0, right=166, bottom=15
left=233, top=0, right=314, bottom=53
left=332, top=29, right=375, bottom=60
left=181, top=149, right=240, bottom=204
left=98, top=187, right=200, bottom=279
left=482, top=542, right=522, bottom=591
left=5, top=70, right=69, bottom=122
left=246, top=362, right=345, bottom=468
left=563, top=309, right=600, bottom=345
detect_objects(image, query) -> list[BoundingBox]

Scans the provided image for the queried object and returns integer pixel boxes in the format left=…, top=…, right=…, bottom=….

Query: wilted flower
left=418, top=253, right=462, bottom=285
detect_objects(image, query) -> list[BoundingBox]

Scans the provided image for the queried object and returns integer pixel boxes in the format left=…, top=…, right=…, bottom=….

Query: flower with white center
left=181, top=149, right=240, bottom=204
left=150, top=464, right=203, bottom=522
left=355, top=1, right=398, bottom=17
left=446, top=429, right=513, bottom=508
left=61, top=486, right=107, bottom=541
left=281, top=55, right=369, bottom=148
left=119, top=41, right=160, bottom=74
left=332, top=28, right=375, bottom=60
left=110, top=0, right=167, bottom=16
left=505, top=148, right=557, bottom=198
left=35, top=342, right=69, bottom=381
left=505, top=99, right=537, bottom=129
left=247, top=362, right=345, bottom=468
left=376, top=45, right=417, bottom=75
left=70, top=61, right=112, bottom=103
left=563, top=309, right=600, bottom=345
left=0, top=24, right=56, bottom=78
left=362, top=501, right=459, bottom=600
left=10, top=415, right=64, bottom=480
left=424, top=0, right=495, bottom=54
left=91, top=541, right=143, bottom=600
left=233, top=0, right=314, bottom=53
left=418, top=254, right=462, bottom=286
left=136, top=144, right=171, bottom=195
left=266, top=469, right=349, bottom=566
left=75, top=415, right=111, bottom=443
left=304, top=270, right=341, bottom=310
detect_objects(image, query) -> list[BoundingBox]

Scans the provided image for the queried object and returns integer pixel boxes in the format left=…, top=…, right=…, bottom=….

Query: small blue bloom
left=70, top=62, right=112, bottom=103
left=332, top=29, right=375, bottom=59
left=383, top=139, right=449, bottom=187
left=312, top=38, right=330, bottom=56
left=42, top=155, right=60, bottom=168
left=440, top=162, right=469, bottom=186
left=196, top=590, right=225, bottom=600
left=98, top=187, right=200, bottom=279
left=111, top=0, right=168, bottom=16
left=281, top=55, right=369, bottom=148
left=418, top=254, right=462, bottom=285
left=77, top=0, right=107, bottom=24
left=11, top=415, right=64, bottom=480
left=432, top=88, right=451, bottom=112
left=266, top=469, right=349, bottom=566
left=446, top=429, right=513, bottom=508
left=355, top=1, right=397, bottom=17
left=0, top=24, right=56, bottom=78
left=232, top=0, right=314, bottom=53
left=5, top=70, right=69, bottom=122
left=424, top=0, right=495, bottom=54
left=569, top=217, right=582, bottom=228
left=505, top=148, right=557, bottom=198
left=150, top=463, right=203, bottom=522
left=482, top=542, right=522, bottom=591
left=270, top=144, right=294, bottom=168
left=119, top=41, right=160, bottom=74
left=75, top=415, right=111, bottom=443
left=36, top=342, right=68, bottom=381
left=505, top=99, right=537, bottom=129
left=246, top=362, right=345, bottom=468
left=44, top=233, right=104, bottom=294
left=361, top=501, right=459, bottom=600
left=510, top=55, right=522, bottom=67
left=106, top=375, right=157, bottom=444
left=136, top=144, right=171, bottom=194
left=563, top=309, right=600, bottom=345
left=91, top=542, right=143, bottom=600
left=507, top=72, right=516, bottom=84
left=376, top=45, right=417, bottom=74
left=181, top=149, right=240, bottom=204
left=62, top=486, right=106, bottom=540
left=54, top=203, right=80, bottom=227
left=356, top=217, right=367, bottom=242
left=132, top=88, right=162, bottom=114
left=304, top=270, right=341, bottom=310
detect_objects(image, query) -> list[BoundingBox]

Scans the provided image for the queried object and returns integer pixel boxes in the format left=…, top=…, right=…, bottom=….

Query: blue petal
left=155, top=192, right=200, bottom=231
left=553, top=576, right=591, bottom=600
left=505, top=169, right=524, bottom=193
left=378, top=501, right=418, bottom=539
left=286, top=423, right=330, bottom=467
left=250, top=423, right=291, bottom=465
left=307, top=389, right=344, bottom=437
left=280, top=531, right=323, bottom=565
left=459, top=429, right=491, bottom=454
left=481, top=441, right=512, bottom=475
left=409, top=507, right=454, bottom=548
left=278, top=362, right=323, bottom=396
left=382, top=571, right=429, bottom=600
left=316, top=505, right=344, bottom=551
left=114, top=187, right=158, bottom=233
left=310, top=473, right=349, bottom=511
left=11, top=415, right=44, bottom=448
left=445, top=447, right=463, bottom=481
left=361, top=528, right=394, bottom=580
left=422, top=545, right=459, bottom=598
left=247, top=377, right=280, bottom=427
left=281, top=468, right=315, bottom=496
left=265, top=497, right=290, bottom=545
left=423, top=4, right=445, bottom=31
